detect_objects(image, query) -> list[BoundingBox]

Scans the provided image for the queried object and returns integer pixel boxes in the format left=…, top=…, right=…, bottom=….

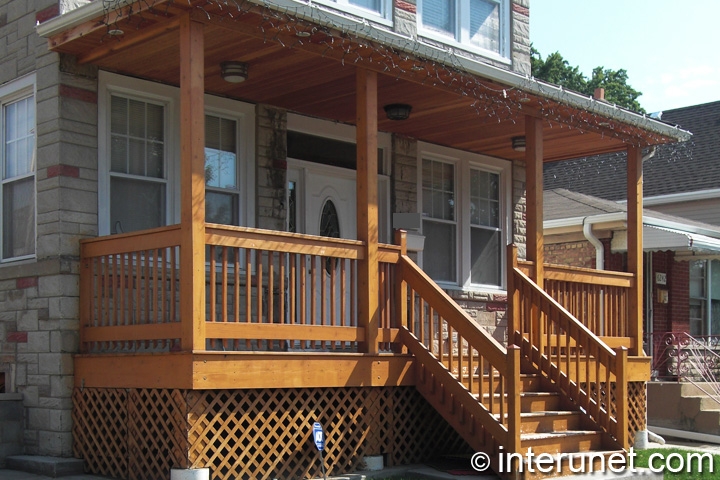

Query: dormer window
left=418, top=0, right=510, bottom=60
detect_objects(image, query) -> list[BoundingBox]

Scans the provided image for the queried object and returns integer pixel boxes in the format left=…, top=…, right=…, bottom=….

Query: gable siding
left=647, top=198, right=720, bottom=227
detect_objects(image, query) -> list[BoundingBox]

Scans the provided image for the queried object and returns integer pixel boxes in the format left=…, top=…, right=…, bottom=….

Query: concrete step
left=6, top=456, right=84, bottom=478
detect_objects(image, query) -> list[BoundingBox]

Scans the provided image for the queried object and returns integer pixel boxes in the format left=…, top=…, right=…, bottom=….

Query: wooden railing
left=79, top=225, right=182, bottom=353
left=519, top=259, right=634, bottom=348
left=80, top=224, right=400, bottom=354
left=204, top=224, right=400, bottom=351
left=509, top=246, right=628, bottom=449
left=399, top=254, right=521, bottom=455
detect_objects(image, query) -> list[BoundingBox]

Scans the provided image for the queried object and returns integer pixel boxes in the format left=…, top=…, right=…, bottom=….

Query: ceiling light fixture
left=383, top=103, right=412, bottom=121
left=220, top=61, right=249, bottom=83
left=511, top=136, right=526, bottom=152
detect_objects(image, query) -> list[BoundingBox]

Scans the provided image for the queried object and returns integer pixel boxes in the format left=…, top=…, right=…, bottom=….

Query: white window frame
left=418, top=142, right=511, bottom=292
left=98, top=71, right=255, bottom=236
left=0, top=73, right=37, bottom=264
left=417, top=0, right=511, bottom=62
left=311, top=0, right=393, bottom=26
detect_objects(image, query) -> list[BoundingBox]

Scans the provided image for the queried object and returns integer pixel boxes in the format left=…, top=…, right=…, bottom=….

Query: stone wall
left=0, top=1, right=98, bottom=457
left=255, top=105, right=287, bottom=231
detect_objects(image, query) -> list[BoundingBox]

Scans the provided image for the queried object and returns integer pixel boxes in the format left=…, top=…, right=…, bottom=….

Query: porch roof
left=38, top=0, right=690, bottom=163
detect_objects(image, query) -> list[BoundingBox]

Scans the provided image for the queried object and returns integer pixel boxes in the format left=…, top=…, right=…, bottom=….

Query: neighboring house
left=545, top=100, right=720, bottom=337
left=544, top=188, right=720, bottom=344
left=0, top=1, right=691, bottom=479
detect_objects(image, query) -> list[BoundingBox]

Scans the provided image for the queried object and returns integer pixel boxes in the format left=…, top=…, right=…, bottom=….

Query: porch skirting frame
left=72, top=386, right=471, bottom=480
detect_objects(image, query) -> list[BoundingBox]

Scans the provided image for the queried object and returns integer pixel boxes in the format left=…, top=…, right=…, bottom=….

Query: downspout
left=582, top=217, right=605, bottom=270
left=583, top=217, right=605, bottom=335
left=643, top=146, right=657, bottom=163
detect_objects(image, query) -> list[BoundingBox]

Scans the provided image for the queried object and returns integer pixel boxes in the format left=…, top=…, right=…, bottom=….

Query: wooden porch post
left=525, top=115, right=544, bottom=287
left=179, top=16, right=206, bottom=351
left=627, top=146, right=643, bottom=356
left=356, top=68, right=379, bottom=354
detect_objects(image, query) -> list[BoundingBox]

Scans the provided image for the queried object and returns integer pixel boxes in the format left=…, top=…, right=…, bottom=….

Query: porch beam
left=525, top=115, right=544, bottom=287
left=356, top=68, right=379, bottom=354
left=627, top=146, right=643, bottom=356
left=179, top=16, right=206, bottom=351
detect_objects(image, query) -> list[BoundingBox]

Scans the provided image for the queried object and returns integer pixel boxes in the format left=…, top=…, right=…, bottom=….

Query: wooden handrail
left=81, top=225, right=182, bottom=257
left=400, top=255, right=507, bottom=364
left=510, top=249, right=629, bottom=449
left=399, top=254, right=521, bottom=453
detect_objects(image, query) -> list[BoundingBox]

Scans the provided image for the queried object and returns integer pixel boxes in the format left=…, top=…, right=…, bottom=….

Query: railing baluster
left=310, top=255, right=316, bottom=348
left=268, top=250, right=274, bottom=350
left=234, top=247, right=240, bottom=350
left=221, top=247, right=228, bottom=349
left=246, top=247, right=252, bottom=349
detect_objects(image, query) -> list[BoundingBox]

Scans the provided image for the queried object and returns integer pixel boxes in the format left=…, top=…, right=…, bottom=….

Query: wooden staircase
left=397, top=252, right=629, bottom=478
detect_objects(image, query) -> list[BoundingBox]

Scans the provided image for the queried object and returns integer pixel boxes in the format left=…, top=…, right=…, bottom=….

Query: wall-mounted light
left=221, top=61, right=249, bottom=83
left=384, top=103, right=412, bottom=121
left=512, top=136, right=526, bottom=152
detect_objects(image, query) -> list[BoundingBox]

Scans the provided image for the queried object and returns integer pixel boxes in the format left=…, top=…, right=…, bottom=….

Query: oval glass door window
left=320, top=200, right=340, bottom=273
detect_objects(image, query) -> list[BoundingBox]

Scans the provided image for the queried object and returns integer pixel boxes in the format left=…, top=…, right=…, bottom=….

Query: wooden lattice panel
left=75, top=386, right=471, bottom=480
left=390, top=387, right=473, bottom=465
left=628, top=381, right=646, bottom=446
left=583, top=381, right=647, bottom=447
left=127, top=389, right=189, bottom=480
left=73, top=388, right=129, bottom=479
left=187, top=387, right=469, bottom=479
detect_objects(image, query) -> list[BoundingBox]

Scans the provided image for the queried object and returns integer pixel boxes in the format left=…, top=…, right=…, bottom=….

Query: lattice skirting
left=581, top=381, right=647, bottom=447
left=73, top=386, right=471, bottom=480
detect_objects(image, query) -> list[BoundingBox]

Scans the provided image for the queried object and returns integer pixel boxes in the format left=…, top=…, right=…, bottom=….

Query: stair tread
left=521, top=450, right=625, bottom=462
left=521, top=430, right=600, bottom=440
left=493, top=410, right=578, bottom=419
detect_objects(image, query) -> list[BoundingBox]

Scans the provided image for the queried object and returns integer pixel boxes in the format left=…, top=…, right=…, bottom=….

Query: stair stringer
left=400, top=328, right=511, bottom=475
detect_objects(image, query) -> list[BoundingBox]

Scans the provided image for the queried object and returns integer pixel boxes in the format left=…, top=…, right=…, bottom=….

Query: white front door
left=287, top=160, right=389, bottom=241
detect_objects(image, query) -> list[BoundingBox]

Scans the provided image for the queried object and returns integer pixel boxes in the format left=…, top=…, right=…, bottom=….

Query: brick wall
left=669, top=258, right=690, bottom=332
left=545, top=240, right=597, bottom=269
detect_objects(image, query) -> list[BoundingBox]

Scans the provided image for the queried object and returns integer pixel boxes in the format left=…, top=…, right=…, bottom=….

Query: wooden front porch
left=74, top=222, right=652, bottom=479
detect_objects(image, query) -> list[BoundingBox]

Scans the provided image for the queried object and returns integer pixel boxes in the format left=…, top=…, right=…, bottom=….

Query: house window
left=313, top=0, right=391, bottom=23
left=689, top=259, right=720, bottom=336
left=109, top=95, right=167, bottom=234
left=422, top=158, right=456, bottom=282
left=205, top=115, right=240, bottom=225
left=418, top=0, right=509, bottom=59
left=1, top=76, right=36, bottom=262
left=101, top=72, right=256, bottom=236
left=470, top=168, right=501, bottom=286
left=419, top=144, right=509, bottom=290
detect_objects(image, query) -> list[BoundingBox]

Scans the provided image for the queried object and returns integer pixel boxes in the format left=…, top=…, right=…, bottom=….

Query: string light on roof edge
left=97, top=0, right=682, bottom=149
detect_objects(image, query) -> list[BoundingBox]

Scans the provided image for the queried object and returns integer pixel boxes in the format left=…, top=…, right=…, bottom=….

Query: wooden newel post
left=507, top=244, right=520, bottom=346
left=615, top=346, right=629, bottom=450
left=394, top=229, right=408, bottom=353
left=507, top=344, right=522, bottom=454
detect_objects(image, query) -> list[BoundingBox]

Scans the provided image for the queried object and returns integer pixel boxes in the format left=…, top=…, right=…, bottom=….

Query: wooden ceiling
left=46, top=0, right=679, bottom=163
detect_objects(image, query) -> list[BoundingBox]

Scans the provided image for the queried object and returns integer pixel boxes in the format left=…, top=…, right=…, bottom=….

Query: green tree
left=531, top=47, right=645, bottom=114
